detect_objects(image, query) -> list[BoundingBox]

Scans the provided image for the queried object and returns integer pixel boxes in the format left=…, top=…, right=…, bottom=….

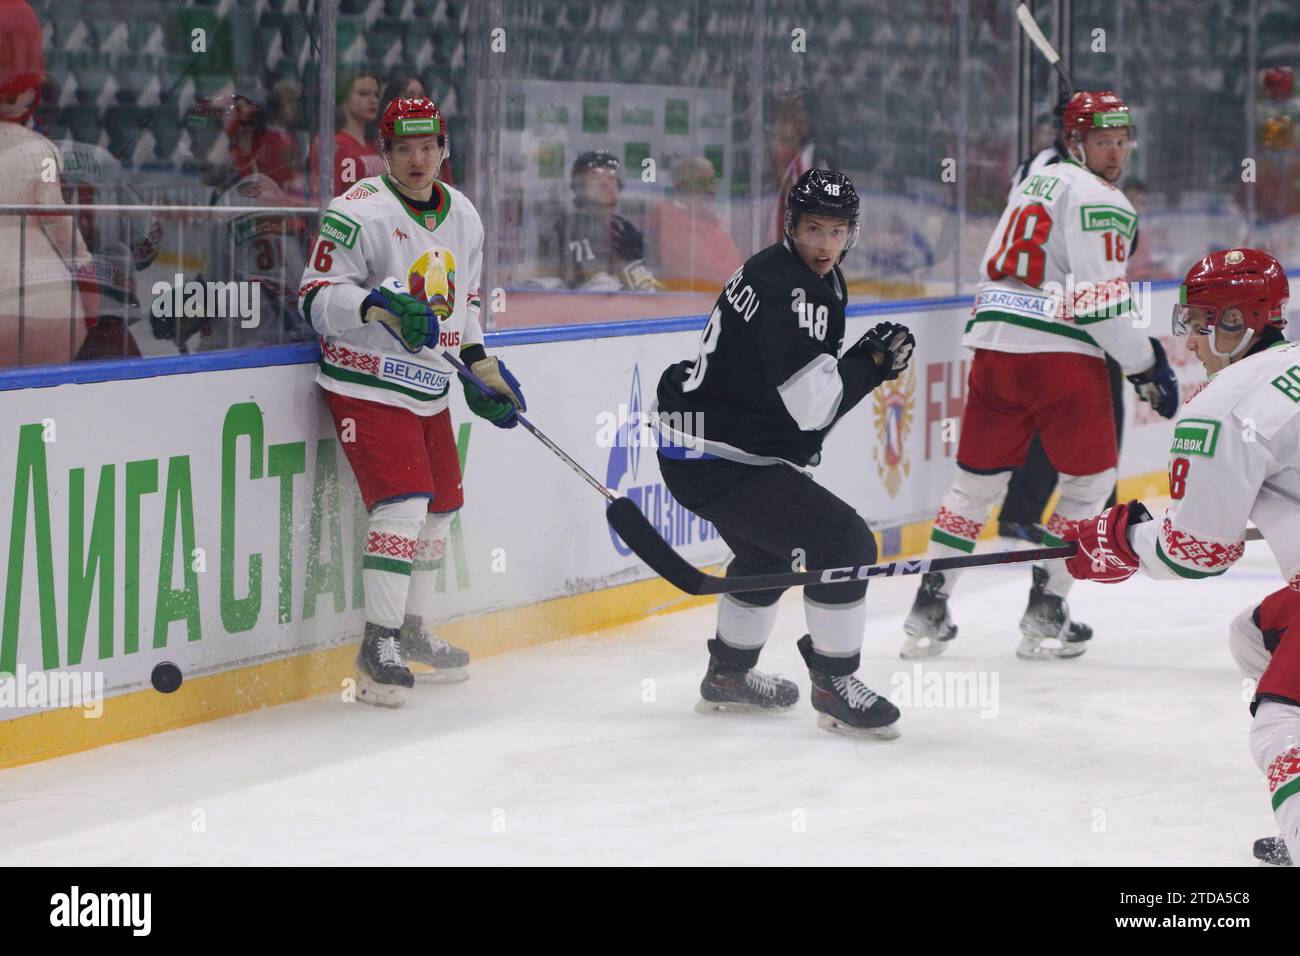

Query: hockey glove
left=1062, top=500, right=1152, bottom=584
left=362, top=279, right=441, bottom=353
left=847, top=321, right=916, bottom=381
left=1127, top=337, right=1179, bottom=419
left=460, top=356, right=526, bottom=429
left=610, top=215, right=645, bottom=262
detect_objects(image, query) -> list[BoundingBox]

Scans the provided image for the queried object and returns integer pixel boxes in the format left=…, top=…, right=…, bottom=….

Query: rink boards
left=0, top=287, right=1195, bottom=766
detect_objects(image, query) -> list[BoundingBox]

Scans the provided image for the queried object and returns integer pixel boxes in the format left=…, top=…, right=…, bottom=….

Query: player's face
left=388, top=135, right=445, bottom=195
left=347, top=78, right=381, bottom=123
left=1080, top=127, right=1132, bottom=182
left=791, top=214, right=851, bottom=275
left=1182, top=308, right=1246, bottom=374
left=575, top=168, right=620, bottom=208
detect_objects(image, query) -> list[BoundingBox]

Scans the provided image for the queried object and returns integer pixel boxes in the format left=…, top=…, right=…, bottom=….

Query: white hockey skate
left=1016, top=566, right=1092, bottom=660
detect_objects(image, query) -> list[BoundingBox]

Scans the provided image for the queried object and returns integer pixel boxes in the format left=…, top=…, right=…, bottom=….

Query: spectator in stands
left=309, top=68, right=384, bottom=198
left=771, top=87, right=837, bottom=242
left=546, top=150, right=660, bottom=291
left=263, top=77, right=308, bottom=199
left=381, top=74, right=425, bottom=104
left=0, top=0, right=98, bottom=367
left=381, top=73, right=453, bottom=183
left=647, top=156, right=743, bottom=290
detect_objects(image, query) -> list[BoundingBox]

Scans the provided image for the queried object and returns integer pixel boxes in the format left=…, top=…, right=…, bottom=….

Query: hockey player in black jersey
left=548, top=150, right=660, bottom=291
left=654, top=169, right=915, bottom=738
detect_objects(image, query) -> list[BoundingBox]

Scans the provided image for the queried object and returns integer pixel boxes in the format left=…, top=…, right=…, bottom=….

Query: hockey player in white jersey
left=1064, top=249, right=1299, bottom=866
left=901, top=90, right=1180, bottom=661
left=298, top=97, right=526, bottom=706
left=55, top=136, right=162, bottom=359
left=177, top=94, right=309, bottom=352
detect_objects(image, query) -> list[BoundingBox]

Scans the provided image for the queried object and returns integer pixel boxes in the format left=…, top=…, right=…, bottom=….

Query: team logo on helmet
left=872, top=367, right=916, bottom=497
left=406, top=247, right=457, bottom=317
left=1225, top=250, right=1246, bottom=265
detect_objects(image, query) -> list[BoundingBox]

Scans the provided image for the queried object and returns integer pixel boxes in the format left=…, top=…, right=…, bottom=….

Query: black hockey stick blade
left=606, top=497, right=711, bottom=594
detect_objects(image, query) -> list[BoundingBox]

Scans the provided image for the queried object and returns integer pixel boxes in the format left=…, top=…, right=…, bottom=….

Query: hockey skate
left=997, top=519, right=1047, bottom=544
left=901, top=572, right=958, bottom=659
left=1016, top=565, right=1093, bottom=660
left=356, top=623, right=415, bottom=708
left=695, top=656, right=799, bottom=714
left=1253, top=835, right=1293, bottom=866
left=400, top=616, right=470, bottom=683
left=799, top=636, right=900, bottom=739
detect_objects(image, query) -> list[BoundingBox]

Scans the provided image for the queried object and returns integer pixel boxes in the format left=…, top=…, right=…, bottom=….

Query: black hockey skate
left=799, top=636, right=900, bottom=739
left=356, top=623, right=415, bottom=708
left=901, top=572, right=958, bottom=659
left=400, top=615, right=470, bottom=683
left=695, top=657, right=799, bottom=714
left=1253, top=835, right=1293, bottom=866
left=1016, top=565, right=1092, bottom=660
left=998, top=519, right=1047, bottom=544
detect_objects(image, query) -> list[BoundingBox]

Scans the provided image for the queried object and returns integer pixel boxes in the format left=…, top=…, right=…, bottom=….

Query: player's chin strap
left=1208, top=326, right=1256, bottom=360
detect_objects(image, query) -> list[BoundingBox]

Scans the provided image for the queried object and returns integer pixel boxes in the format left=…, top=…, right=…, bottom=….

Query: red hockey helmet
left=1173, top=249, right=1289, bottom=358
left=1061, top=90, right=1135, bottom=144
left=0, top=0, right=44, bottom=124
left=379, top=96, right=446, bottom=150
left=1263, top=66, right=1295, bottom=101
left=184, top=93, right=266, bottom=174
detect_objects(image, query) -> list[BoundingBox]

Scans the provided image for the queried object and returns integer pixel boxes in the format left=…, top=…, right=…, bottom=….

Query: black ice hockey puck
left=151, top=662, right=183, bottom=694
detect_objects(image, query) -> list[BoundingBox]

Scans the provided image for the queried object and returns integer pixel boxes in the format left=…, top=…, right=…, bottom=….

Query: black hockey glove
left=610, top=215, right=645, bottom=262
left=846, top=321, right=916, bottom=381
left=1127, top=337, right=1179, bottom=419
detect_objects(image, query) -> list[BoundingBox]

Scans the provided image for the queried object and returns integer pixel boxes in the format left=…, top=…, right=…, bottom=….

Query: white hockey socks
left=804, top=594, right=866, bottom=661
left=361, top=497, right=427, bottom=629
left=716, top=592, right=780, bottom=653
left=927, top=468, right=1011, bottom=594
left=1040, top=468, right=1116, bottom=597
left=1250, top=701, right=1300, bottom=865
left=405, top=511, right=453, bottom=625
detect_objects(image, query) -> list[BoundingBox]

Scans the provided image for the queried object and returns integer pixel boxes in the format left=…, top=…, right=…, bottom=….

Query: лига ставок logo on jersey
left=602, top=364, right=718, bottom=556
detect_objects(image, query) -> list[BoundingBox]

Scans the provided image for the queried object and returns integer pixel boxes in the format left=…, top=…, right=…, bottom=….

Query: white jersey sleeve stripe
left=777, top=353, right=844, bottom=431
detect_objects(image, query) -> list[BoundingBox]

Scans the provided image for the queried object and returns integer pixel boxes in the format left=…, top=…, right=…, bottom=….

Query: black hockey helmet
left=572, top=149, right=623, bottom=189
left=784, top=168, right=860, bottom=258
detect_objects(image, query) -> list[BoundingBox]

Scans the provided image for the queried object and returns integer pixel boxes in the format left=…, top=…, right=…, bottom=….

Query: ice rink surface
left=0, top=539, right=1285, bottom=866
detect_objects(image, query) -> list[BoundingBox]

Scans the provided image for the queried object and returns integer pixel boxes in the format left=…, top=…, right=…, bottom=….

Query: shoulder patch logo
left=319, top=211, right=360, bottom=249
left=1079, top=204, right=1137, bottom=240
left=343, top=182, right=378, bottom=201
left=1171, top=418, right=1221, bottom=457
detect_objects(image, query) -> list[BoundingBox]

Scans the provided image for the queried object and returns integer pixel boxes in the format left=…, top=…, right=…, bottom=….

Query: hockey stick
left=445, top=350, right=1268, bottom=596
left=440, top=349, right=618, bottom=504
left=1015, top=2, right=1074, bottom=97
left=603, top=514, right=1266, bottom=597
